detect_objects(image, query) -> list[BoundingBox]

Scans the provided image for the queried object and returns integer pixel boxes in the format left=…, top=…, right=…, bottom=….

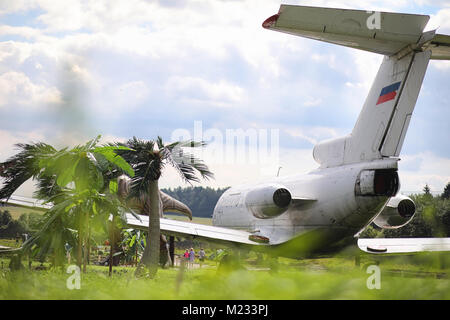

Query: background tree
left=0, top=210, right=27, bottom=239
left=423, top=184, right=432, bottom=199
left=442, top=182, right=450, bottom=200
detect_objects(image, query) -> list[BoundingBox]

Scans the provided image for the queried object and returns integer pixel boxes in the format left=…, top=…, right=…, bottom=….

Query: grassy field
left=1, top=251, right=449, bottom=300
left=0, top=205, right=44, bottom=220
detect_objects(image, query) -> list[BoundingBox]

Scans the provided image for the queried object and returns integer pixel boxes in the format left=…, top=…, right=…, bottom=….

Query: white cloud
left=0, top=0, right=38, bottom=15
left=165, top=76, right=245, bottom=107
left=112, top=81, right=150, bottom=109
left=0, top=41, right=33, bottom=64
left=0, top=25, right=42, bottom=39
left=0, top=71, right=62, bottom=107
left=426, top=8, right=450, bottom=33
left=399, top=151, right=450, bottom=193
left=0, top=129, right=46, bottom=160
left=284, top=126, right=343, bottom=145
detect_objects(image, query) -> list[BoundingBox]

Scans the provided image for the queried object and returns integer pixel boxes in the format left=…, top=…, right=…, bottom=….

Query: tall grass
left=1, top=253, right=450, bottom=300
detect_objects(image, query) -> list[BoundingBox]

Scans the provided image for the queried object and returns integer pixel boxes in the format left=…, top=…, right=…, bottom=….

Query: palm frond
left=163, top=141, right=214, bottom=184
left=0, top=142, right=56, bottom=199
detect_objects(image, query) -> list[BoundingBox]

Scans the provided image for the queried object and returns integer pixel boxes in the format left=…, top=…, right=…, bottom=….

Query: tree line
left=161, top=186, right=229, bottom=218
left=0, top=211, right=42, bottom=239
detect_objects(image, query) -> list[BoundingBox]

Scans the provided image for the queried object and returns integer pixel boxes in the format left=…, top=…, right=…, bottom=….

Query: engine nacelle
left=372, top=194, right=416, bottom=229
left=355, top=169, right=399, bottom=197
left=245, top=184, right=292, bottom=219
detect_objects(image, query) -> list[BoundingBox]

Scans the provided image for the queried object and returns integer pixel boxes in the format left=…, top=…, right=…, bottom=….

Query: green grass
left=1, top=253, right=449, bottom=300
left=1, top=205, right=44, bottom=220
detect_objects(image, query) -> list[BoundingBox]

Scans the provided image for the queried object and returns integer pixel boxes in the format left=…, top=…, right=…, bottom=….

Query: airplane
left=2, top=4, right=450, bottom=259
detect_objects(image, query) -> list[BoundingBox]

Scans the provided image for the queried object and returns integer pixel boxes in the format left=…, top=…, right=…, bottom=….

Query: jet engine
left=372, top=194, right=416, bottom=229
left=245, top=184, right=292, bottom=219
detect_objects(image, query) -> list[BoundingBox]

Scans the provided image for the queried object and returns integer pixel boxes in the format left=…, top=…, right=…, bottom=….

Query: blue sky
left=0, top=0, right=449, bottom=195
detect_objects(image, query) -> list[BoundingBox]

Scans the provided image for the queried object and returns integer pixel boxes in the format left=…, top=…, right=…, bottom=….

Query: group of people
left=182, top=248, right=206, bottom=268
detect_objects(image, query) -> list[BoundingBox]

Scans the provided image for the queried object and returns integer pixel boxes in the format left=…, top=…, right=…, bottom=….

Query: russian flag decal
left=376, top=81, right=401, bottom=105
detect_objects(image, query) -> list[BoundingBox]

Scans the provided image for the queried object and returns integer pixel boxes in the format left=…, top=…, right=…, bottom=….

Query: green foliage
left=0, top=210, right=27, bottom=239
left=0, top=210, right=12, bottom=226
left=442, top=182, right=450, bottom=200
left=121, top=229, right=146, bottom=264
left=17, top=212, right=44, bottom=233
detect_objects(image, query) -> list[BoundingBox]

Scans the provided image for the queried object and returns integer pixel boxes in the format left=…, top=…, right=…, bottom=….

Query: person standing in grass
left=183, top=249, right=189, bottom=267
left=189, top=248, right=195, bottom=268
left=65, top=242, right=72, bottom=264
left=15, top=233, right=20, bottom=247
left=198, top=248, right=206, bottom=268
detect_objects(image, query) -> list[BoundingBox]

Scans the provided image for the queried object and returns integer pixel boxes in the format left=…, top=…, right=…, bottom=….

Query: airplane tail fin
left=263, top=5, right=450, bottom=167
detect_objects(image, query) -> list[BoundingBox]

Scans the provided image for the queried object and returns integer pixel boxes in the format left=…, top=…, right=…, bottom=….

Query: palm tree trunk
left=139, top=179, right=160, bottom=278
left=109, top=216, right=115, bottom=277
left=169, top=236, right=175, bottom=267
left=83, top=211, right=88, bottom=273
left=77, top=228, right=82, bottom=269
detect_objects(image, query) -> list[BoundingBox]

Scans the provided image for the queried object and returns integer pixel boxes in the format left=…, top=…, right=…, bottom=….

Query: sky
left=0, top=0, right=449, bottom=196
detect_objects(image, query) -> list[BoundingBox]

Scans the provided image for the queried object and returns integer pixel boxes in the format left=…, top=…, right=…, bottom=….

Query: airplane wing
left=0, top=195, right=52, bottom=210
left=358, top=238, right=450, bottom=254
left=1, top=195, right=267, bottom=247
left=126, top=213, right=269, bottom=247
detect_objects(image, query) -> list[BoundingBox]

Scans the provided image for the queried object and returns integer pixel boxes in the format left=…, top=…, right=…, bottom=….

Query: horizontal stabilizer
left=263, top=5, right=429, bottom=56
left=126, top=213, right=268, bottom=246
left=358, top=238, right=450, bottom=254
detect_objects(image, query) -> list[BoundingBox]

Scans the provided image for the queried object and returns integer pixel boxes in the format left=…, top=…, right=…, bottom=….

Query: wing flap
left=358, top=238, right=450, bottom=254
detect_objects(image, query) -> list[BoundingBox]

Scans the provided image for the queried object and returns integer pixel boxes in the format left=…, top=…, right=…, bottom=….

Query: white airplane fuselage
left=212, top=158, right=398, bottom=257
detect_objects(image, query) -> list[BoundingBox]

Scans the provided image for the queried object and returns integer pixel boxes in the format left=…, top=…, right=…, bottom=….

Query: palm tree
left=114, top=136, right=213, bottom=278
left=0, top=135, right=135, bottom=271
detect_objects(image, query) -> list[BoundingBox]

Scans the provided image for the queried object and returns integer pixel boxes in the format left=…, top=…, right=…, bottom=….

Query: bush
left=0, top=210, right=28, bottom=239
